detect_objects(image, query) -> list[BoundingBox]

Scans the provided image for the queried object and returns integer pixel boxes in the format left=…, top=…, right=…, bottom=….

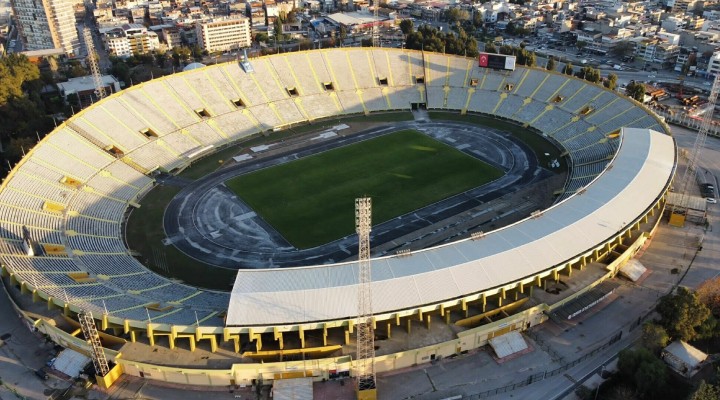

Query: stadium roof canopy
left=227, top=128, right=676, bottom=327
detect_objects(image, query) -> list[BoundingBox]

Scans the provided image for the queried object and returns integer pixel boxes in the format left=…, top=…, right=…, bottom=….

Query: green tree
left=400, top=19, right=414, bottom=35
left=255, top=32, right=269, bottom=43
left=0, top=53, right=40, bottom=105
left=563, top=62, right=573, bottom=75
left=273, top=18, right=283, bottom=42
left=110, top=60, right=130, bottom=85
left=484, top=42, right=497, bottom=54
left=576, top=40, right=587, bottom=51
left=339, top=26, right=347, bottom=41
left=605, top=73, right=618, bottom=90
left=618, top=348, right=668, bottom=398
left=611, top=41, right=633, bottom=58
left=472, top=10, right=483, bottom=28
left=546, top=56, right=555, bottom=71
left=689, top=381, right=720, bottom=400
left=657, top=287, right=711, bottom=341
left=5, top=136, right=37, bottom=163
left=642, top=323, right=670, bottom=353
left=446, top=8, right=469, bottom=24
left=287, top=10, right=298, bottom=23
left=626, top=81, right=646, bottom=102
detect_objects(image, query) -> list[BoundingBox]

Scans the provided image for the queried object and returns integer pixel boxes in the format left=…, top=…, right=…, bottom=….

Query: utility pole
left=355, top=197, right=377, bottom=399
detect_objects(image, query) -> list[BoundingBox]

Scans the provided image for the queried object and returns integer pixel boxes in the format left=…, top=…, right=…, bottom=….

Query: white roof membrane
left=227, top=128, right=676, bottom=326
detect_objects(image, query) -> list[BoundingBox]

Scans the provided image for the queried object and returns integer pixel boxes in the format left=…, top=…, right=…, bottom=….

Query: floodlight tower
left=670, top=74, right=720, bottom=226
left=355, top=197, right=377, bottom=399
left=372, top=0, right=380, bottom=47
left=83, top=27, right=106, bottom=100
left=78, top=310, right=110, bottom=377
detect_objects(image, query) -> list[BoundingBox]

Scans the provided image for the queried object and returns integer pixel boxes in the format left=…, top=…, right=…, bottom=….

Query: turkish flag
left=479, top=54, right=489, bottom=67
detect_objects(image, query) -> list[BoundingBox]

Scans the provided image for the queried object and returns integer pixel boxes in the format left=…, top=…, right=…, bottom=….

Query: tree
left=605, top=73, right=618, bottom=90
left=563, top=62, right=573, bottom=75
left=576, top=40, right=587, bottom=51
left=697, top=277, right=720, bottom=315
left=546, top=56, right=556, bottom=71
left=446, top=8, right=469, bottom=24
left=618, top=348, right=668, bottom=398
left=472, top=10, right=483, bottom=28
left=339, top=25, right=347, bottom=42
left=657, top=287, right=711, bottom=341
left=400, top=19, right=414, bottom=35
left=642, top=323, right=669, bottom=354
left=273, top=18, right=283, bottom=42
left=287, top=10, right=298, bottom=23
left=0, top=53, right=40, bottom=105
left=689, top=380, right=720, bottom=400
left=255, top=32, right=269, bottom=43
left=484, top=42, right=497, bottom=54
left=611, top=41, right=633, bottom=58
left=625, top=81, right=646, bottom=102
left=5, top=136, right=37, bottom=164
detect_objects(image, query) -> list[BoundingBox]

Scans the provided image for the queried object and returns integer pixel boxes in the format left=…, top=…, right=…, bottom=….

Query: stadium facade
left=0, top=48, right=675, bottom=388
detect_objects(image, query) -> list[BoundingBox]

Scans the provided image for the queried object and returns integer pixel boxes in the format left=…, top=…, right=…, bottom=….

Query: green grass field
left=226, top=130, right=503, bottom=249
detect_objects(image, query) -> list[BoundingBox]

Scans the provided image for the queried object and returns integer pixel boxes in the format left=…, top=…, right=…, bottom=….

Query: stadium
left=0, top=48, right=676, bottom=391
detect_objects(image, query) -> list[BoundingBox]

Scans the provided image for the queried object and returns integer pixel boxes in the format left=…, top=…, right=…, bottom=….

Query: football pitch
left=226, top=130, right=504, bottom=249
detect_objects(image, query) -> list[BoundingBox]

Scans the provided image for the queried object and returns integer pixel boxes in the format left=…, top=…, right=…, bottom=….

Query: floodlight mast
left=78, top=310, right=110, bottom=376
left=83, top=27, right=106, bottom=100
left=673, top=74, right=720, bottom=216
left=355, top=197, right=377, bottom=397
left=372, top=0, right=380, bottom=48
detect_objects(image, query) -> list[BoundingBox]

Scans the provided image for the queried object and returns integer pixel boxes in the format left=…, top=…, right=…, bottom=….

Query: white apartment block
left=195, top=16, right=251, bottom=53
left=102, top=24, right=160, bottom=57
left=11, top=0, right=80, bottom=55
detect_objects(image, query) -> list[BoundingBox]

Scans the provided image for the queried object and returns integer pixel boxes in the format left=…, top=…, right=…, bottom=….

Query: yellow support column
left=425, top=315, right=431, bottom=330
left=32, top=289, right=40, bottom=303
left=498, top=295, right=503, bottom=307
left=323, top=324, right=328, bottom=346
left=223, top=328, right=240, bottom=353
left=406, top=318, right=412, bottom=334
left=445, top=311, right=451, bottom=325
left=299, top=326, right=305, bottom=349
left=273, top=327, right=284, bottom=350
left=344, top=329, right=350, bottom=345
left=481, top=294, right=487, bottom=312
left=501, top=287, right=507, bottom=299
left=566, top=264, right=573, bottom=277
left=101, top=314, right=108, bottom=331
left=386, top=323, right=392, bottom=339
left=395, top=314, right=401, bottom=326
left=417, top=309, right=423, bottom=321
left=462, top=298, right=469, bottom=317
left=129, top=330, right=138, bottom=343
left=147, top=324, right=155, bottom=347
